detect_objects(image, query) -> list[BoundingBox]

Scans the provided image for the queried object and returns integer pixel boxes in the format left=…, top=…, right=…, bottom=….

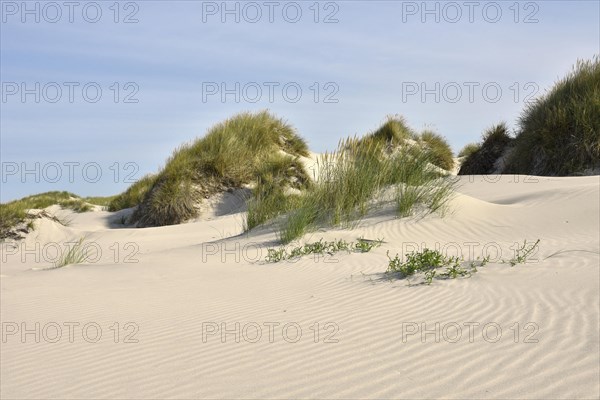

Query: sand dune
left=1, top=175, right=599, bottom=399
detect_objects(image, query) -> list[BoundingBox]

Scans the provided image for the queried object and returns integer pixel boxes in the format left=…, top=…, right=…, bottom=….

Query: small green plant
left=265, top=247, right=288, bottom=263
left=386, top=248, right=487, bottom=285
left=387, top=241, right=538, bottom=285
left=354, top=238, right=381, bottom=253
left=505, top=239, right=540, bottom=267
left=469, top=255, right=490, bottom=272
left=442, top=258, right=470, bottom=279
left=52, top=236, right=92, bottom=269
left=265, top=238, right=383, bottom=263
left=387, top=248, right=447, bottom=278
left=423, top=269, right=436, bottom=285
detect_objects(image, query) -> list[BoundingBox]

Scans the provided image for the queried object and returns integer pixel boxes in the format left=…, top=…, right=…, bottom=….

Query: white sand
left=1, top=175, right=599, bottom=399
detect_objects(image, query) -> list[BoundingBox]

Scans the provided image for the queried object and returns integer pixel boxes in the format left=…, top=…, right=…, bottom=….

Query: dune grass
left=244, top=154, right=311, bottom=231
left=253, top=136, right=455, bottom=244
left=418, top=130, right=455, bottom=171
left=505, top=57, right=600, bottom=175
left=108, top=174, right=157, bottom=211
left=458, top=123, right=514, bottom=175
left=83, top=196, right=118, bottom=208
left=0, top=191, right=101, bottom=239
left=361, top=118, right=454, bottom=171
left=367, top=116, right=416, bottom=146
left=132, top=111, right=310, bottom=227
left=458, top=143, right=481, bottom=158
left=51, top=236, right=91, bottom=269
left=243, top=116, right=456, bottom=244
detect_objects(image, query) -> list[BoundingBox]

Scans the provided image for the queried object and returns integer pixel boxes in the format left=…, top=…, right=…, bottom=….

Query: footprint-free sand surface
left=1, top=175, right=599, bottom=399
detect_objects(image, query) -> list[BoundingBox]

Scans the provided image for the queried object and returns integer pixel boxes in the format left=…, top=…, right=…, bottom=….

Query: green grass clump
left=458, top=123, right=514, bottom=175
left=418, top=130, right=455, bottom=171
left=505, top=57, right=600, bottom=175
left=58, top=199, right=93, bottom=213
left=272, top=135, right=454, bottom=244
left=367, top=116, right=416, bottom=147
left=265, top=237, right=383, bottom=263
left=458, top=143, right=481, bottom=158
left=108, top=174, right=157, bottom=211
left=0, top=202, right=28, bottom=239
left=244, top=155, right=310, bottom=231
left=132, top=111, right=310, bottom=227
left=396, top=179, right=454, bottom=218
left=83, top=196, right=117, bottom=207
left=1, top=191, right=96, bottom=239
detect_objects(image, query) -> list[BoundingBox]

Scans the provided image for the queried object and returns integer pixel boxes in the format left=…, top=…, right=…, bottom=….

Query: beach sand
left=1, top=175, right=599, bottom=399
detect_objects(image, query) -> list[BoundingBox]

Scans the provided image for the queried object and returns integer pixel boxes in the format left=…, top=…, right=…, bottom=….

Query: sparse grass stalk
left=505, top=239, right=540, bottom=266
left=52, top=236, right=91, bottom=269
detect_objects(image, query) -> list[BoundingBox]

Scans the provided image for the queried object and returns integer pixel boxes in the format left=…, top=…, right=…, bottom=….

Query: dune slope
left=1, top=175, right=599, bottom=399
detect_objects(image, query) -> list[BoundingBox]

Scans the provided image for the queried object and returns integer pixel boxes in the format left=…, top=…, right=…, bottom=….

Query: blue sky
left=1, top=0, right=598, bottom=201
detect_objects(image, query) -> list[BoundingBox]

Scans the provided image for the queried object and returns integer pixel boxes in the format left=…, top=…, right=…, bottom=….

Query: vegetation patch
left=458, top=143, right=481, bottom=159
left=504, top=239, right=540, bottom=267
left=386, top=248, right=481, bottom=285
left=418, top=130, right=455, bottom=171
left=265, top=238, right=383, bottom=263
left=458, top=123, right=514, bottom=175
left=363, top=116, right=416, bottom=148
left=131, top=111, right=310, bottom=227
left=108, top=174, right=157, bottom=212
left=245, top=117, right=455, bottom=244
left=279, top=140, right=454, bottom=243
left=49, top=236, right=92, bottom=269
left=505, top=57, right=600, bottom=175
left=244, top=154, right=311, bottom=231
left=0, top=191, right=103, bottom=240
left=386, top=239, right=540, bottom=285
